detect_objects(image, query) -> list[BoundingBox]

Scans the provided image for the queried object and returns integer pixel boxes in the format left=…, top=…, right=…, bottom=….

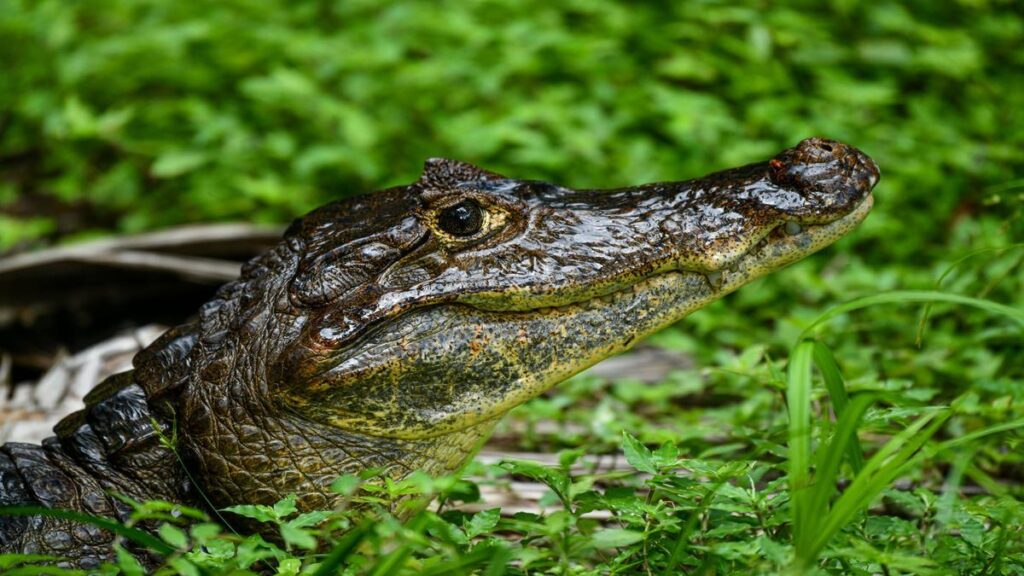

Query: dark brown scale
left=0, top=138, right=879, bottom=568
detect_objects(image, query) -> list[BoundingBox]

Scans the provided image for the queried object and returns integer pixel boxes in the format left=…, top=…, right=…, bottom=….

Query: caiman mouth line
left=471, top=193, right=875, bottom=317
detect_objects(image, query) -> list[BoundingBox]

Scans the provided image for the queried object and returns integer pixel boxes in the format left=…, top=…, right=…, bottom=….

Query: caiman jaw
left=409, top=193, right=878, bottom=437
left=699, top=192, right=874, bottom=292
left=293, top=191, right=877, bottom=442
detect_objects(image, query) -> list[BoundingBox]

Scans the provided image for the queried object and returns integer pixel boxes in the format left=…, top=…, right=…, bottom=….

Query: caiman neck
left=158, top=241, right=497, bottom=511
left=178, top=375, right=495, bottom=511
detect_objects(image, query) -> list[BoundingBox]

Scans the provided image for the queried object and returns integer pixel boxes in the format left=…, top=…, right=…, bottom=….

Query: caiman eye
left=437, top=199, right=483, bottom=236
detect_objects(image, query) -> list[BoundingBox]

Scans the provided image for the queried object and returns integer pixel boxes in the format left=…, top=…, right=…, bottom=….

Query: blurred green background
left=0, top=0, right=1021, bottom=334
left=2, top=0, right=1021, bottom=246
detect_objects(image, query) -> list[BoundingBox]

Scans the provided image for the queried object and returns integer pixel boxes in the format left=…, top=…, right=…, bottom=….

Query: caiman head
left=146, top=138, right=878, bottom=510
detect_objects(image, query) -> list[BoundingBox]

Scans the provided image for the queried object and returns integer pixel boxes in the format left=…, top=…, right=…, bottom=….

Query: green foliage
left=5, top=284, right=1024, bottom=573
left=0, top=0, right=1021, bottom=252
left=1, top=0, right=1023, bottom=574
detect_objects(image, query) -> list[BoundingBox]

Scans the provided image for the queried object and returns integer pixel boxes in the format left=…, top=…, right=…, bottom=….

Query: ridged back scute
left=132, top=323, right=199, bottom=415
left=53, top=372, right=183, bottom=503
left=54, top=373, right=159, bottom=460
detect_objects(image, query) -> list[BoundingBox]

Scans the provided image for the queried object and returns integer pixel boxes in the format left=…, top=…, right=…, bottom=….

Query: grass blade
left=802, top=393, right=874, bottom=554
left=419, top=544, right=509, bottom=575
left=0, top=561, right=86, bottom=569
left=311, top=520, right=372, bottom=576
left=801, top=290, right=1024, bottom=341
left=367, top=513, right=430, bottom=576
left=916, top=245, right=1024, bottom=344
left=933, top=417, right=1024, bottom=453
left=0, top=505, right=174, bottom=556
left=813, top=342, right=866, bottom=474
left=807, top=409, right=951, bottom=559
left=786, top=340, right=815, bottom=552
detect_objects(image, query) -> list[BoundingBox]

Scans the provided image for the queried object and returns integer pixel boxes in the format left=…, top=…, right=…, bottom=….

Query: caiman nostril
left=770, top=137, right=879, bottom=197
left=797, top=137, right=849, bottom=161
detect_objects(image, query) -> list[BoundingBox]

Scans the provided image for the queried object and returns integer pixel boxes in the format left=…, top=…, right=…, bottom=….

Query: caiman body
left=0, top=138, right=878, bottom=568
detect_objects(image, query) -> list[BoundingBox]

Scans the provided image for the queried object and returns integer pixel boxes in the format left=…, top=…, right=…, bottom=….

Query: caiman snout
left=769, top=137, right=880, bottom=203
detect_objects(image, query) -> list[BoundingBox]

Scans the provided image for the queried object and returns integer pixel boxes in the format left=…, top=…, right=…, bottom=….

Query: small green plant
left=2, top=286, right=1024, bottom=573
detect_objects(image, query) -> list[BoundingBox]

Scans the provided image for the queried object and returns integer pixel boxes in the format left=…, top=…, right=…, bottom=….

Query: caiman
left=0, top=138, right=879, bottom=568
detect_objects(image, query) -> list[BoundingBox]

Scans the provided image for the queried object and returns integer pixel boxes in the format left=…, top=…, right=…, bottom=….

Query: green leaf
left=558, top=447, right=586, bottom=469
left=498, top=459, right=571, bottom=507
left=278, top=510, right=329, bottom=550
left=590, top=528, right=645, bottom=548
left=287, top=510, right=331, bottom=529
left=280, top=523, right=317, bottom=550
left=622, top=431, right=658, bottom=474
left=236, top=534, right=288, bottom=569
left=330, top=475, right=361, bottom=496
left=189, top=522, right=222, bottom=540
left=275, top=557, right=301, bottom=576
left=799, top=393, right=875, bottom=555
left=418, top=543, right=511, bottom=576
left=158, top=523, right=190, bottom=549
left=464, top=508, right=501, bottom=538
left=273, top=493, right=298, bottom=519
left=168, top=557, right=202, bottom=576
left=800, top=409, right=952, bottom=567
left=222, top=503, right=279, bottom=523
left=653, top=440, right=680, bottom=468
left=128, top=499, right=208, bottom=524
left=187, top=537, right=235, bottom=561
left=151, top=150, right=210, bottom=178
left=115, top=546, right=146, bottom=576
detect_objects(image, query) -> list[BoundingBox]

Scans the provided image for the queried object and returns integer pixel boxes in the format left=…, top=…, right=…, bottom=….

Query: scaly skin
left=0, top=138, right=878, bottom=568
